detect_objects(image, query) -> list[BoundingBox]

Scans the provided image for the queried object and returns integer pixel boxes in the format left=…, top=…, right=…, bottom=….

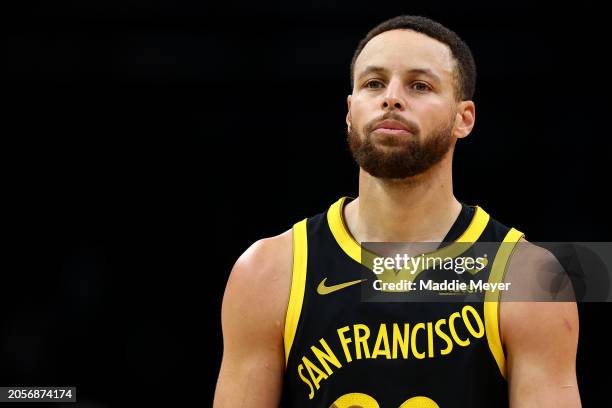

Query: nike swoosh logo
left=317, top=277, right=367, bottom=295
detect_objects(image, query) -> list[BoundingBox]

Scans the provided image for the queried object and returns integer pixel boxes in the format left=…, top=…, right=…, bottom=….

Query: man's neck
left=344, top=160, right=462, bottom=243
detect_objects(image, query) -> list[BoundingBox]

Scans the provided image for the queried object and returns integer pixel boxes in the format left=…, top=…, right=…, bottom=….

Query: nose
left=382, top=79, right=405, bottom=111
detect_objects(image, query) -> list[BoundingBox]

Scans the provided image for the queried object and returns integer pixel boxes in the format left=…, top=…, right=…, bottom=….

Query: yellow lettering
left=337, top=326, right=353, bottom=363
left=449, top=312, right=470, bottom=347
left=411, top=322, right=426, bottom=359
left=371, top=323, right=391, bottom=359
left=311, top=339, right=342, bottom=375
left=354, top=324, right=371, bottom=359
left=392, top=323, right=409, bottom=359
left=434, top=319, right=453, bottom=355
left=427, top=322, right=434, bottom=358
left=462, top=305, right=485, bottom=338
left=303, top=356, right=328, bottom=391
left=297, top=363, right=315, bottom=400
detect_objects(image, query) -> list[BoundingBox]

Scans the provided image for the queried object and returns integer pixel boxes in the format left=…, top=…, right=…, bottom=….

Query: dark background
left=3, top=1, right=610, bottom=406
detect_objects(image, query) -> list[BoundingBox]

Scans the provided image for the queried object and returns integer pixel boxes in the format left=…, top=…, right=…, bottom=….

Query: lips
left=374, top=120, right=411, bottom=132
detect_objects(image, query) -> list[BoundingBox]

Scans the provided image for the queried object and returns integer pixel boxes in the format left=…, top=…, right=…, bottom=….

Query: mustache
left=365, top=113, right=419, bottom=135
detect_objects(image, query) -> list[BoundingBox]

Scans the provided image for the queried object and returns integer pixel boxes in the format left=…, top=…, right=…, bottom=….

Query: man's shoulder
left=222, top=228, right=294, bottom=339
left=509, top=237, right=564, bottom=274
left=230, top=228, right=293, bottom=290
left=500, top=236, right=577, bottom=347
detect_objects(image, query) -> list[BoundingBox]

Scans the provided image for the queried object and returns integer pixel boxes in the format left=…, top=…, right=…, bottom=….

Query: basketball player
left=214, top=15, right=580, bottom=407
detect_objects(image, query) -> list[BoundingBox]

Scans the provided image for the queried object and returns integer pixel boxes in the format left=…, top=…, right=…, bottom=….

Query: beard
left=347, top=114, right=454, bottom=180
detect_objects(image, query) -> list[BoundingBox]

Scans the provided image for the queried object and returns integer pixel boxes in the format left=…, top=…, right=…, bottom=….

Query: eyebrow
left=356, top=65, right=442, bottom=84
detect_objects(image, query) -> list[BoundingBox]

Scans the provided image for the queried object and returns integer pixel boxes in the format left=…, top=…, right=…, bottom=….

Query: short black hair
left=350, top=15, right=477, bottom=101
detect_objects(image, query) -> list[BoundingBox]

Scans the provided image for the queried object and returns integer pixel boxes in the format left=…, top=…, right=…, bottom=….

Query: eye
left=365, top=80, right=384, bottom=89
left=412, top=82, right=432, bottom=92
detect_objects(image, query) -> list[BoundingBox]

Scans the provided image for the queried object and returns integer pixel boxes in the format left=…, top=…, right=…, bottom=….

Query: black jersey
left=281, top=197, right=525, bottom=408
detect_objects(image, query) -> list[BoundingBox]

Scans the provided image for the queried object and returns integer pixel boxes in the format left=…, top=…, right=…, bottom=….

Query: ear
left=346, top=94, right=352, bottom=127
left=453, top=100, right=475, bottom=139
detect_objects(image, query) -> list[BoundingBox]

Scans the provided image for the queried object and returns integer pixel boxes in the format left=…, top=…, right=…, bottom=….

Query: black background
left=3, top=1, right=610, bottom=406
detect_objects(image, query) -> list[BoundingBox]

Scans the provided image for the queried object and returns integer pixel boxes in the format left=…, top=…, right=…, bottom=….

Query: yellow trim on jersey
left=484, top=227, right=524, bottom=379
left=326, top=196, right=491, bottom=274
left=284, top=218, right=308, bottom=367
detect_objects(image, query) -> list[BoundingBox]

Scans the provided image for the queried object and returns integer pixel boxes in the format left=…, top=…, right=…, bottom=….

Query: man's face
left=347, top=29, right=468, bottom=179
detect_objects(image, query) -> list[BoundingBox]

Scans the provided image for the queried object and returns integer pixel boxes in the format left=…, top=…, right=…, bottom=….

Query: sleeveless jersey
left=281, top=197, right=525, bottom=408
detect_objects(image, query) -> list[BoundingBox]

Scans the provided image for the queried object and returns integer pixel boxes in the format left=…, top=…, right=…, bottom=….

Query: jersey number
left=331, top=393, right=439, bottom=408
